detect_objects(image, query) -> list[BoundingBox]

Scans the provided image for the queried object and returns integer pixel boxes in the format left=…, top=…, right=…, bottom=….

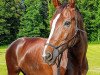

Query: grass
left=0, top=46, right=7, bottom=75
left=0, top=44, right=100, bottom=75
left=87, top=44, right=100, bottom=75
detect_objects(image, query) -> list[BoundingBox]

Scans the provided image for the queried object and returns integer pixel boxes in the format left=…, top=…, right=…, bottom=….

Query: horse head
left=43, top=0, right=84, bottom=65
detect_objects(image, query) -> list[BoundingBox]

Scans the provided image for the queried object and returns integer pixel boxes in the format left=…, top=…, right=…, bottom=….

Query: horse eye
left=64, top=21, right=71, bottom=27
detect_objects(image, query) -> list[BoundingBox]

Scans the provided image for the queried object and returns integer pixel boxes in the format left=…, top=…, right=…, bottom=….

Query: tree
left=17, top=0, right=49, bottom=38
left=0, top=0, right=23, bottom=45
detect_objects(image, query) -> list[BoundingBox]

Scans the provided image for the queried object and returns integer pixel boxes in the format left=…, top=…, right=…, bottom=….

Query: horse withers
left=43, top=0, right=88, bottom=75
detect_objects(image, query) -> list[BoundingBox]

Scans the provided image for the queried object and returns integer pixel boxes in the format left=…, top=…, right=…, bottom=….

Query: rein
left=45, top=43, right=63, bottom=75
left=46, top=11, right=86, bottom=75
left=57, top=53, right=63, bottom=75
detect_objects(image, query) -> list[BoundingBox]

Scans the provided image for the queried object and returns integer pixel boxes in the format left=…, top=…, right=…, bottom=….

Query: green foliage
left=17, top=0, right=49, bottom=37
left=0, top=0, right=100, bottom=45
left=47, top=1, right=55, bottom=21
left=0, top=0, right=22, bottom=45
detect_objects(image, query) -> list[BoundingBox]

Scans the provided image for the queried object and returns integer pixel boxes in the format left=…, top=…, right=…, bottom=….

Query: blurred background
left=0, top=0, right=100, bottom=75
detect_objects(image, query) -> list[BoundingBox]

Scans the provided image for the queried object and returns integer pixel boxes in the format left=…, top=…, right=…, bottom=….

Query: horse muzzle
left=43, top=49, right=59, bottom=65
left=43, top=52, right=54, bottom=65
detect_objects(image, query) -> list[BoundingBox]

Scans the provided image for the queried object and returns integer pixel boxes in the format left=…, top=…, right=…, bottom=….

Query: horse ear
left=68, top=0, right=75, bottom=8
left=52, top=0, right=61, bottom=8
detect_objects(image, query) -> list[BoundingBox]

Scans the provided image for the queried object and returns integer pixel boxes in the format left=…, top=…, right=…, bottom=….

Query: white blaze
left=42, top=14, right=61, bottom=57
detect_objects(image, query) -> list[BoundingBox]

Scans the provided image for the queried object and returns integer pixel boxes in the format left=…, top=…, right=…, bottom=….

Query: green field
left=0, top=44, right=100, bottom=75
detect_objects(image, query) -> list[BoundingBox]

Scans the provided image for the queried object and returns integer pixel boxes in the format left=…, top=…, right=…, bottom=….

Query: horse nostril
left=45, top=52, right=52, bottom=61
left=46, top=53, right=50, bottom=58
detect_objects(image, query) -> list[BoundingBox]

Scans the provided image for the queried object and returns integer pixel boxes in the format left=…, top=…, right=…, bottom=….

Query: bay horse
left=5, top=0, right=88, bottom=75
left=43, top=0, right=88, bottom=75
left=6, top=0, right=69, bottom=75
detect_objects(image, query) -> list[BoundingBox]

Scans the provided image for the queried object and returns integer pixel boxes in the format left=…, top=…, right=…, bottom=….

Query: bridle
left=46, top=10, right=86, bottom=75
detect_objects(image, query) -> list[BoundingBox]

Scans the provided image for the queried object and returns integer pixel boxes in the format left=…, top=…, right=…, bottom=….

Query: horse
left=42, top=0, right=88, bottom=75
left=6, top=0, right=69, bottom=75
